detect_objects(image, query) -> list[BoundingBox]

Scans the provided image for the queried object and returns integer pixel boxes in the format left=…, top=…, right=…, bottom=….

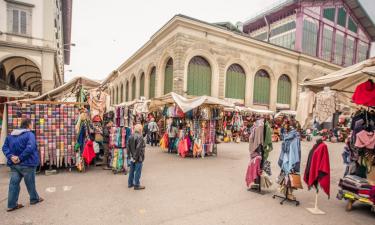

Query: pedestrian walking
left=127, top=124, right=146, bottom=190
left=148, top=118, right=159, bottom=146
left=2, top=118, right=44, bottom=212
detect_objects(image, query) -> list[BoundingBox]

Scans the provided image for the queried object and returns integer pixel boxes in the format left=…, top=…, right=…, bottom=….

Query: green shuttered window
left=277, top=75, right=291, bottom=104
left=253, top=70, right=270, bottom=105
left=120, top=84, right=124, bottom=103
left=323, top=8, right=335, bottom=22
left=225, top=64, right=245, bottom=100
left=164, top=58, right=173, bottom=94
left=132, top=78, right=136, bottom=100
left=125, top=82, right=129, bottom=102
left=338, top=7, right=347, bottom=27
left=187, top=56, right=211, bottom=96
left=149, top=67, right=156, bottom=99
left=116, top=86, right=119, bottom=104
left=140, top=73, right=145, bottom=97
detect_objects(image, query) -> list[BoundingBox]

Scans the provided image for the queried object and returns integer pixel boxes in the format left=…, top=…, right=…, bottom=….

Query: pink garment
left=355, top=130, right=375, bottom=149
left=245, top=155, right=262, bottom=187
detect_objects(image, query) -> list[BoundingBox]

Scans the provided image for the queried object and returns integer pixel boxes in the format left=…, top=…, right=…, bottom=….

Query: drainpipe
left=264, top=15, right=270, bottom=42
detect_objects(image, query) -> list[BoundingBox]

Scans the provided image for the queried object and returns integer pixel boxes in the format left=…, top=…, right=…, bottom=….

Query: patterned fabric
left=314, top=90, right=339, bottom=123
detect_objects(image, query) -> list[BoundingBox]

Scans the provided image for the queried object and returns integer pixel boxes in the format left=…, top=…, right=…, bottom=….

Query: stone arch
left=183, top=48, right=219, bottom=97
left=0, top=56, right=42, bottom=92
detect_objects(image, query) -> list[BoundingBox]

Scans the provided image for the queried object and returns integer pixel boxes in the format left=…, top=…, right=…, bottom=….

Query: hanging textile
left=304, top=141, right=331, bottom=197
left=245, top=154, right=262, bottom=187
left=88, top=89, right=108, bottom=120
left=278, top=129, right=301, bottom=174
left=296, top=90, right=315, bottom=128
left=352, top=80, right=375, bottom=107
left=314, top=90, right=339, bottom=123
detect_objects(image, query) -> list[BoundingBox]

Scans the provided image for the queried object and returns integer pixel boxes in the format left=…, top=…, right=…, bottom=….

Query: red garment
left=352, top=80, right=375, bottom=107
left=303, top=143, right=330, bottom=197
left=245, top=156, right=261, bottom=187
left=82, top=140, right=96, bottom=164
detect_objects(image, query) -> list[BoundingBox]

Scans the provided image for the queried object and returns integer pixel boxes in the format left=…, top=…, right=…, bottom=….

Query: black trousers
left=150, top=132, right=158, bottom=146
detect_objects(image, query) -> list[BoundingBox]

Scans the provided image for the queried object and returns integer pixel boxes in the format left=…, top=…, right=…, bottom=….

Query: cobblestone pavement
left=0, top=141, right=374, bottom=225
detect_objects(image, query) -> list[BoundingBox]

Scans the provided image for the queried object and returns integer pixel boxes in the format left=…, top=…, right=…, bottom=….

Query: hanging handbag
left=289, top=173, right=303, bottom=189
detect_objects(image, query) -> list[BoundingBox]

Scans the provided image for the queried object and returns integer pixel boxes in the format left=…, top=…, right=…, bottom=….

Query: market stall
left=0, top=77, right=106, bottom=172
left=302, top=58, right=375, bottom=212
left=150, top=92, right=234, bottom=158
left=108, top=99, right=150, bottom=173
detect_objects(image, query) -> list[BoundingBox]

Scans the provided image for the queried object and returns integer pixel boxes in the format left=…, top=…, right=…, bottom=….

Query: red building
left=243, top=0, right=374, bottom=66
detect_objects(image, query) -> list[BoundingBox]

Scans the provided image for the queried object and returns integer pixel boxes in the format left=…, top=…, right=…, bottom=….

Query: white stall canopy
left=302, top=57, right=375, bottom=93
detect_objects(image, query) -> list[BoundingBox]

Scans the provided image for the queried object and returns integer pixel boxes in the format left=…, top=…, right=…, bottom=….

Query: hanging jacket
left=278, top=129, right=301, bottom=174
left=263, top=121, right=273, bottom=161
left=303, top=142, right=331, bottom=198
left=2, top=129, right=39, bottom=167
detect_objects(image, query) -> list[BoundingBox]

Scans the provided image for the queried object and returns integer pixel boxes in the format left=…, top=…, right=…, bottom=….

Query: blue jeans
left=8, top=165, right=40, bottom=209
left=128, top=161, right=143, bottom=187
left=168, top=137, right=175, bottom=153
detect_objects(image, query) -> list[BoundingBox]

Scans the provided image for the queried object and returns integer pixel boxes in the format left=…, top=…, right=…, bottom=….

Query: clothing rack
left=273, top=186, right=300, bottom=206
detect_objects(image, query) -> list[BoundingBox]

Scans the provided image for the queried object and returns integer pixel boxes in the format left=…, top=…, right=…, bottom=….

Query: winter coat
left=2, top=129, right=39, bottom=167
left=127, top=133, right=146, bottom=163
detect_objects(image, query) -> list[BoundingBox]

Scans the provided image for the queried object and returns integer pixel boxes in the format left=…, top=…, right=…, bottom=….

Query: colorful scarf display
left=7, top=103, right=79, bottom=168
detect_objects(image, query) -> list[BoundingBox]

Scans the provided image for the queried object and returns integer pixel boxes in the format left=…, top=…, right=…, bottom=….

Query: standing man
left=127, top=124, right=146, bottom=190
left=2, top=119, right=43, bottom=212
left=148, top=118, right=159, bottom=147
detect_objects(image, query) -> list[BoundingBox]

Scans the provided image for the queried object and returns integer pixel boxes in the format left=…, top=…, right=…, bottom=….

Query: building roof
left=101, top=14, right=342, bottom=87
left=62, top=0, right=73, bottom=65
left=243, top=0, right=375, bottom=41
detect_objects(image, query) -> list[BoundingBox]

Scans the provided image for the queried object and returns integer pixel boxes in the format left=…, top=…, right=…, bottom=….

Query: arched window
left=277, top=75, right=291, bottom=104
left=140, top=73, right=145, bottom=97
left=125, top=81, right=129, bottom=102
left=164, top=58, right=173, bottom=94
left=132, top=77, right=136, bottom=100
left=149, top=67, right=156, bottom=99
left=187, top=56, right=211, bottom=96
left=225, top=64, right=245, bottom=100
left=120, top=83, right=124, bottom=103
left=253, top=70, right=270, bottom=105
left=116, top=86, right=119, bottom=104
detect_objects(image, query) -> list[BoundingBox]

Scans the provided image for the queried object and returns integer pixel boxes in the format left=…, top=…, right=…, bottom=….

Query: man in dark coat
left=2, top=119, right=43, bottom=212
left=127, top=124, right=146, bottom=190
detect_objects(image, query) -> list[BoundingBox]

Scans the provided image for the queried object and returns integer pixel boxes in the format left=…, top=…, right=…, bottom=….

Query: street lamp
left=65, top=69, right=72, bottom=72
left=64, top=43, right=76, bottom=47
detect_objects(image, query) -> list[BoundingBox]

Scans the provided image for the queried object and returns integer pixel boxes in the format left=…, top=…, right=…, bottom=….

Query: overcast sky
left=65, top=0, right=375, bottom=81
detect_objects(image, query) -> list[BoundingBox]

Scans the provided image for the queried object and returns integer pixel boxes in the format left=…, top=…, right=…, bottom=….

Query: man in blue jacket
left=2, top=118, right=43, bottom=212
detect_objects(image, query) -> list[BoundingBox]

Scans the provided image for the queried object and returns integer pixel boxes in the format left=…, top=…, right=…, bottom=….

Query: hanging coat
left=303, top=142, right=330, bottom=197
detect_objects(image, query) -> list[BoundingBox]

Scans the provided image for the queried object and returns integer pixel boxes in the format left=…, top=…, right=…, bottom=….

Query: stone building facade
left=103, top=15, right=343, bottom=111
left=0, top=0, right=72, bottom=93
